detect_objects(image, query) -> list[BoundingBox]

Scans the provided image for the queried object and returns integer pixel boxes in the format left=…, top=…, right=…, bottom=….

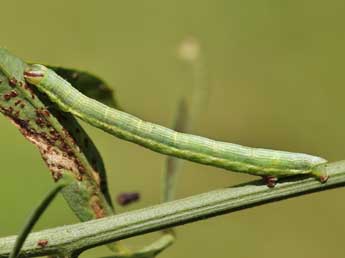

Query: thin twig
left=1, top=160, right=345, bottom=258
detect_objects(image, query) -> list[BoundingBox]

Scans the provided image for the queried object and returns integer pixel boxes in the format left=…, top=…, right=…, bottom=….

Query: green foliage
left=0, top=48, right=115, bottom=222
left=0, top=49, right=179, bottom=257
left=1, top=160, right=345, bottom=258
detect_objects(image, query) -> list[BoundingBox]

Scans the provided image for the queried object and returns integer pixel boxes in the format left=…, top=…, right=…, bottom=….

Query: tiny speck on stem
left=37, top=239, right=48, bottom=248
left=263, top=176, right=278, bottom=188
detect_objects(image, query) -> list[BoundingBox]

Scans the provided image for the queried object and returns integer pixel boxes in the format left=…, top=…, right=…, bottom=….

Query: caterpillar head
left=24, top=64, right=48, bottom=85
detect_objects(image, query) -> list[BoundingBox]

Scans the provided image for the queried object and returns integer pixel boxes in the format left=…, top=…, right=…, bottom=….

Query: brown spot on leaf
left=37, top=239, right=48, bottom=248
left=3, top=93, right=11, bottom=101
left=9, top=78, right=17, bottom=87
left=7, top=115, right=82, bottom=181
left=35, top=117, right=45, bottom=127
left=90, top=196, right=105, bottom=219
left=6, top=107, right=14, bottom=114
left=92, top=171, right=101, bottom=186
left=1, top=104, right=109, bottom=220
left=43, top=109, right=50, bottom=117
left=52, top=171, right=63, bottom=182
left=10, top=90, right=18, bottom=97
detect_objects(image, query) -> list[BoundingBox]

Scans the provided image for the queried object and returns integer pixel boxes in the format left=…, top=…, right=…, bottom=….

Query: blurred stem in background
left=105, top=36, right=208, bottom=258
left=163, top=36, right=208, bottom=203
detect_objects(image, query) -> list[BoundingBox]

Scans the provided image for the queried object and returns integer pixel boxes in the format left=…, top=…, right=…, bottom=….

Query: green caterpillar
left=24, top=64, right=328, bottom=186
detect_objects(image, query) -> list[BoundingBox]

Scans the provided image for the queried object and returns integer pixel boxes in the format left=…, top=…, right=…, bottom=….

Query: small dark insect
left=37, top=239, right=48, bottom=248
left=117, top=192, right=140, bottom=206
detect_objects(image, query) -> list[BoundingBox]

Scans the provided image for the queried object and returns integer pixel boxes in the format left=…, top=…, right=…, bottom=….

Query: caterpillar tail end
left=311, top=164, right=329, bottom=183
left=263, top=163, right=328, bottom=188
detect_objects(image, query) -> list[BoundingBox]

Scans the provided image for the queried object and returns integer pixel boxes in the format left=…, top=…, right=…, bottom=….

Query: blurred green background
left=1, top=1, right=345, bottom=257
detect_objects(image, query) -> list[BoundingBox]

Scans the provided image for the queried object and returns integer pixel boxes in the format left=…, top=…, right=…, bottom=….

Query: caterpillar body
left=24, top=64, right=328, bottom=186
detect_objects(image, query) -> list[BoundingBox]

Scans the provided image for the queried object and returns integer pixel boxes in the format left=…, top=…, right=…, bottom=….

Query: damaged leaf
left=0, top=48, right=114, bottom=221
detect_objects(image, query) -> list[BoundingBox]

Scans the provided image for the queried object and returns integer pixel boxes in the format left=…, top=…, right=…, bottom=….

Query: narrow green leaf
left=102, top=234, right=175, bottom=258
left=9, top=173, right=72, bottom=258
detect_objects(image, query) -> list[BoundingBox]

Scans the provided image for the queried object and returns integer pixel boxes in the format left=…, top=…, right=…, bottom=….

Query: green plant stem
left=1, top=160, right=345, bottom=258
